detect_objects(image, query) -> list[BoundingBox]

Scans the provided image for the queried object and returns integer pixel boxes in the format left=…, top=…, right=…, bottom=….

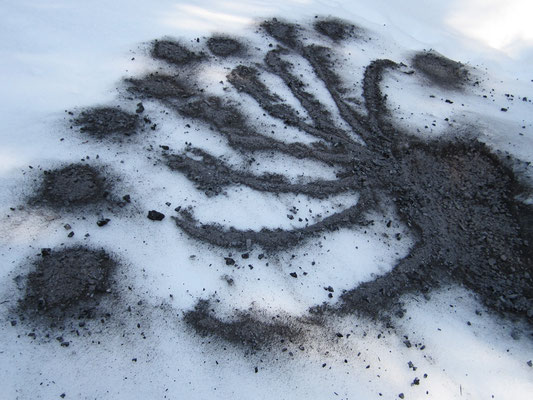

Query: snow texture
left=1, top=1, right=533, bottom=399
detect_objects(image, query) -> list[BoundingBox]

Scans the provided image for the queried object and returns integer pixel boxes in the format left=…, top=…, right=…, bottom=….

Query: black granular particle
left=147, top=210, right=165, bottom=221
left=19, top=246, right=117, bottom=322
left=34, top=164, right=109, bottom=209
left=207, top=37, right=243, bottom=57
left=74, top=107, right=139, bottom=138
left=97, top=218, right=110, bottom=227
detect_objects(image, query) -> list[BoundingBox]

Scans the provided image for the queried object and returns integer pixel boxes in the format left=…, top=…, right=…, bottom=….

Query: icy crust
left=1, top=11, right=533, bottom=400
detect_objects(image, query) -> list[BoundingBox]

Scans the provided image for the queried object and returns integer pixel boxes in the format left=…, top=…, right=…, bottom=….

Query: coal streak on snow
left=184, top=299, right=308, bottom=352
left=14, top=17, right=532, bottom=350
left=74, top=107, right=139, bottom=139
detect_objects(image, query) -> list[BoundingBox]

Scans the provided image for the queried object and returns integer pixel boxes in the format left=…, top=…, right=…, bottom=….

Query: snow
left=1, top=0, right=533, bottom=399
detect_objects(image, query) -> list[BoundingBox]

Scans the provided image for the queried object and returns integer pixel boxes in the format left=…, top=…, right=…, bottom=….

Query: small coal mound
left=207, top=37, right=243, bottom=57
left=411, top=51, right=470, bottom=89
left=152, top=40, right=202, bottom=65
left=184, top=300, right=302, bottom=350
left=19, top=246, right=117, bottom=322
left=314, top=18, right=357, bottom=41
left=74, top=107, right=138, bottom=138
left=34, top=164, right=109, bottom=209
left=261, top=18, right=300, bottom=48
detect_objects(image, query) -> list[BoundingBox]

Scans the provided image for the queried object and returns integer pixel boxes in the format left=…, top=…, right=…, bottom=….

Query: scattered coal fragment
left=74, top=107, right=139, bottom=138
left=147, top=210, right=165, bottom=221
left=411, top=51, right=470, bottom=89
left=152, top=40, right=203, bottom=65
left=18, top=246, right=117, bottom=324
left=314, top=18, right=358, bottom=41
left=183, top=299, right=303, bottom=350
left=207, top=36, right=243, bottom=57
left=32, top=164, right=109, bottom=209
left=225, top=257, right=235, bottom=266
left=97, top=218, right=110, bottom=227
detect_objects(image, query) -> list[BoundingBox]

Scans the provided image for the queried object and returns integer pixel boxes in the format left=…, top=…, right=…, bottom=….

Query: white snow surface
left=1, top=0, right=533, bottom=399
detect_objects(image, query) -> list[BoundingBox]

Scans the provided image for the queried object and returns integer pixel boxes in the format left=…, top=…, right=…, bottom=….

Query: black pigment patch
left=330, top=139, right=533, bottom=322
left=42, top=16, right=533, bottom=350
left=32, top=164, right=110, bottom=209
left=18, top=246, right=117, bottom=323
left=184, top=299, right=304, bottom=350
left=74, top=107, right=139, bottom=138
left=314, top=18, right=358, bottom=41
left=207, top=36, right=244, bottom=57
left=411, top=51, right=470, bottom=89
left=152, top=40, right=203, bottom=65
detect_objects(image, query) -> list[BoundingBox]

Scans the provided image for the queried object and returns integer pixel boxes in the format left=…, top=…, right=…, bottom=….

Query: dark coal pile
left=18, top=246, right=117, bottom=323
left=207, top=36, right=243, bottom=57
left=333, top=139, right=533, bottom=322
left=74, top=107, right=139, bottom=138
left=411, top=51, right=470, bottom=89
left=32, top=164, right=110, bottom=209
